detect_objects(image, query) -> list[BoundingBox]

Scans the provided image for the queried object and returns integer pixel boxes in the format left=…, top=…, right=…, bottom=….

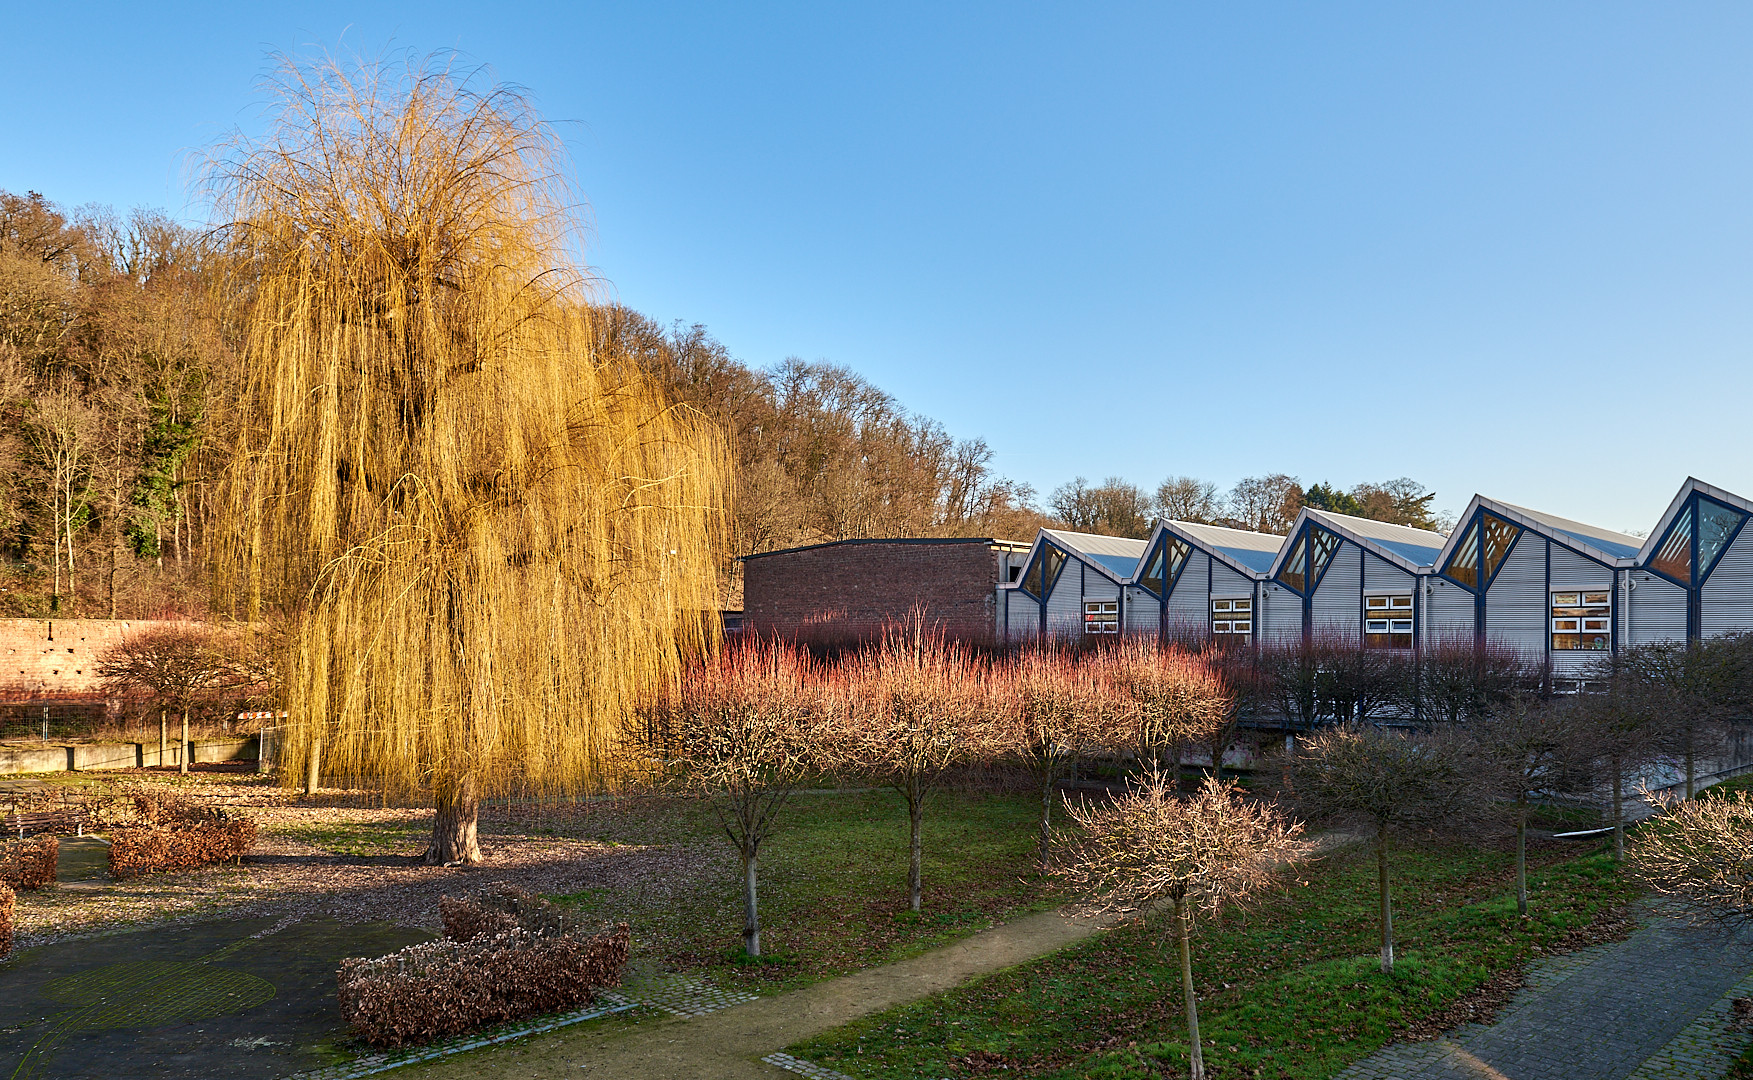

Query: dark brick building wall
left=743, top=539, right=1024, bottom=644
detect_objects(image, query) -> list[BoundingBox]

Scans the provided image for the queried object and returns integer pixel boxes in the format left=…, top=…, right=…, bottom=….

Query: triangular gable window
left=1650, top=495, right=1748, bottom=587
left=1138, top=541, right=1166, bottom=596
left=1020, top=551, right=1045, bottom=598
left=1698, top=497, right=1746, bottom=581
left=1041, top=546, right=1066, bottom=595
left=1310, top=527, right=1341, bottom=585
left=1481, top=512, right=1520, bottom=586
left=1277, top=533, right=1307, bottom=594
left=1166, top=536, right=1190, bottom=585
left=1444, top=520, right=1481, bottom=590
left=1650, top=507, right=1693, bottom=585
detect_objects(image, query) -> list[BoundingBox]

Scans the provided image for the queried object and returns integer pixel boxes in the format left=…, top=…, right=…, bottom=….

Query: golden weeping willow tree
left=209, top=54, right=727, bottom=863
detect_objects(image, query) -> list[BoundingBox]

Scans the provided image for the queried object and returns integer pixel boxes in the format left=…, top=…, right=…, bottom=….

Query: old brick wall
left=743, top=541, right=1003, bottom=644
left=0, top=619, right=198, bottom=699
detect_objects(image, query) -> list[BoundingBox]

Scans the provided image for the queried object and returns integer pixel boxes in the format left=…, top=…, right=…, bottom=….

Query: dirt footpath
left=403, top=907, right=1107, bottom=1080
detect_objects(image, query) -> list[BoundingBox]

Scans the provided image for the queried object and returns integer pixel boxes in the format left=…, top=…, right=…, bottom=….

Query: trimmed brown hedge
left=0, top=836, right=58, bottom=891
left=0, top=882, right=13, bottom=959
left=108, top=820, right=256, bottom=879
left=338, top=909, right=630, bottom=1048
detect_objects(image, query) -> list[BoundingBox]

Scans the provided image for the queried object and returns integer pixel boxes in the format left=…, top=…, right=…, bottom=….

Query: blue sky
left=5, top=3, right=1751, bottom=534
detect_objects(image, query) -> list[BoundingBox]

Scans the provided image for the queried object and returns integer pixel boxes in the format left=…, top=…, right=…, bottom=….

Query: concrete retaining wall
left=0, top=737, right=257, bottom=775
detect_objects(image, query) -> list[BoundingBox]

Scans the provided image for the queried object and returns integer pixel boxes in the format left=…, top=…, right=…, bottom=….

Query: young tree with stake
left=998, top=647, right=1110, bottom=867
left=1288, top=724, right=1473, bottom=973
left=639, top=645, right=816, bottom=957
left=1056, top=773, right=1303, bottom=1080
left=829, top=619, right=991, bottom=912
left=1465, top=696, right=1591, bottom=916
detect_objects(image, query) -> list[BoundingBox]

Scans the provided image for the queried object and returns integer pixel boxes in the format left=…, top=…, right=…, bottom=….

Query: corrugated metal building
left=996, top=477, right=1753, bottom=664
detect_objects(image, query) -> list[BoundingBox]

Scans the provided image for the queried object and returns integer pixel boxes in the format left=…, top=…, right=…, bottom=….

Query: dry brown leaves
left=0, top=836, right=58, bottom=891
left=337, top=922, right=631, bottom=1047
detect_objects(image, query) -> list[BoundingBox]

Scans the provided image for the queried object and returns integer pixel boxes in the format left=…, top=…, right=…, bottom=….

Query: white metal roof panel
left=1169, top=521, right=1284, bottom=574
left=1491, top=501, right=1644, bottom=560
left=1042, top=529, right=1150, bottom=580
left=1302, top=510, right=1448, bottom=568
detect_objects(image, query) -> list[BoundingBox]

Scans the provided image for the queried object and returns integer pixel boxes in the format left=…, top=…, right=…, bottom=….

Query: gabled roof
left=1636, top=477, right=1753, bottom=565
left=1272, top=508, right=1449, bottom=576
left=1441, top=496, right=1642, bottom=566
left=1152, top=520, right=1283, bottom=578
left=1040, top=528, right=1150, bottom=583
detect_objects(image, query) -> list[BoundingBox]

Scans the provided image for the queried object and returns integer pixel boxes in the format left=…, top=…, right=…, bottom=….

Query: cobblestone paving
left=609, top=972, right=759, bottom=1018
left=1335, top=917, right=1753, bottom=1080
left=761, top=1051, right=859, bottom=1079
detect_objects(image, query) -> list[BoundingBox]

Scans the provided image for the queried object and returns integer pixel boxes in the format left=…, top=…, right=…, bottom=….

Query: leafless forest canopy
left=0, top=187, right=1445, bottom=617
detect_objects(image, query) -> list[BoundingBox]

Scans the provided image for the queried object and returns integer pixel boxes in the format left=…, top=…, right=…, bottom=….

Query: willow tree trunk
left=427, top=772, right=483, bottom=865
left=158, top=711, right=166, bottom=769
left=305, top=737, right=322, bottom=796
left=1376, top=825, right=1394, bottom=973
left=1175, top=896, right=1205, bottom=1080
left=179, top=708, right=190, bottom=775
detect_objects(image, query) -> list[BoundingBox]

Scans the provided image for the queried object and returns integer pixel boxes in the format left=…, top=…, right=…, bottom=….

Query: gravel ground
left=11, top=774, right=733, bottom=950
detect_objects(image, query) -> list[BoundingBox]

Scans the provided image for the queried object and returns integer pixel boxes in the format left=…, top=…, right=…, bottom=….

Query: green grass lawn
left=549, top=788, right=1057, bottom=995
left=789, top=839, right=1635, bottom=1080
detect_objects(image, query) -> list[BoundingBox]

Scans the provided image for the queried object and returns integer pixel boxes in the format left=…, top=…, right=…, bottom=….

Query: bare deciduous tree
left=1103, top=641, right=1231, bottom=785
left=1153, top=476, right=1222, bottom=525
left=637, top=645, right=817, bottom=956
left=1050, top=476, right=1153, bottom=539
left=996, top=647, right=1115, bottom=867
left=1465, top=696, right=1593, bottom=915
left=1056, top=773, right=1303, bottom=1080
left=96, top=624, right=236, bottom=773
left=1289, top=724, right=1474, bottom=972
left=826, top=620, right=994, bottom=911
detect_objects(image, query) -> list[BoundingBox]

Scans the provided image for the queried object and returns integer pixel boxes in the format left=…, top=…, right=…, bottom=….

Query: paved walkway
left=397, top=907, right=1106, bottom=1080
left=1337, top=914, right=1753, bottom=1080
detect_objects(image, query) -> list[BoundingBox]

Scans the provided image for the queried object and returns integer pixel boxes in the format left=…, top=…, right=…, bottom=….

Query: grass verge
left=789, top=839, right=1635, bottom=1079
left=550, top=789, right=1057, bottom=996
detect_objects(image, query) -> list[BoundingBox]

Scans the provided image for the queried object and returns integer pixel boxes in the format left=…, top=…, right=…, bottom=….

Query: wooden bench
left=3, top=809, right=87, bottom=838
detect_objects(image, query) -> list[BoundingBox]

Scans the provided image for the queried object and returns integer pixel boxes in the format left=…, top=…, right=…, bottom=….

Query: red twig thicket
left=108, top=820, right=257, bottom=878
left=340, top=887, right=630, bottom=1047
left=0, top=836, right=59, bottom=891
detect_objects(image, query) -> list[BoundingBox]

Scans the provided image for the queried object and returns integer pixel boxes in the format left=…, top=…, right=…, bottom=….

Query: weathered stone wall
left=0, top=619, right=199, bottom=699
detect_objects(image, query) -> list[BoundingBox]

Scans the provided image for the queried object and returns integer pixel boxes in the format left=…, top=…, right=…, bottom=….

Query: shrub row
left=440, top=885, right=589, bottom=941
left=339, top=905, right=630, bottom=1047
left=0, top=882, right=13, bottom=959
left=0, top=836, right=58, bottom=891
left=108, top=820, right=256, bottom=879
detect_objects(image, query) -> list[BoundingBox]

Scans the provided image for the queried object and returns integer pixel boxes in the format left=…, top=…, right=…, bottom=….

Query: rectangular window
left=1364, top=594, right=1413, bottom=649
left=1212, top=598, right=1252, bottom=642
left=1084, top=600, right=1119, bottom=635
left=1551, top=591, right=1610, bottom=651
